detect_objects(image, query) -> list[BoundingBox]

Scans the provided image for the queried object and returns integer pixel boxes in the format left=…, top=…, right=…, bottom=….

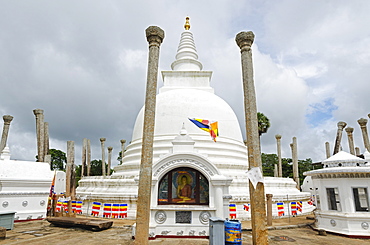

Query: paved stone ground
left=1, top=215, right=370, bottom=244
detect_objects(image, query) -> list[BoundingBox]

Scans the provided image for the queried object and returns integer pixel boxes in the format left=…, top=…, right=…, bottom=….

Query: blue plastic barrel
left=225, top=220, right=242, bottom=244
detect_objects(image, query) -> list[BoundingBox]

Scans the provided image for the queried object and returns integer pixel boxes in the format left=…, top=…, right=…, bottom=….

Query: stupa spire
left=171, top=17, right=203, bottom=71
left=184, top=17, right=190, bottom=30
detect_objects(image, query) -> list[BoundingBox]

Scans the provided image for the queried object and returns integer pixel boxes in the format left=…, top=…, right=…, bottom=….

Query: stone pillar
left=66, top=141, right=76, bottom=216
left=120, top=139, right=126, bottom=164
left=81, top=138, right=87, bottom=177
left=44, top=122, right=49, bottom=156
left=266, top=194, right=273, bottom=226
left=325, top=142, right=330, bottom=159
left=33, top=109, right=45, bottom=162
left=0, top=115, right=13, bottom=152
left=355, top=147, right=360, bottom=156
left=291, top=137, right=299, bottom=189
left=358, top=118, right=370, bottom=152
left=345, top=127, right=355, bottom=155
left=44, top=122, right=51, bottom=164
left=333, top=121, right=347, bottom=155
left=107, top=146, right=113, bottom=176
left=87, top=139, right=91, bottom=176
left=100, top=138, right=106, bottom=176
left=135, top=25, right=164, bottom=245
left=236, top=30, right=268, bottom=245
left=275, top=134, right=282, bottom=177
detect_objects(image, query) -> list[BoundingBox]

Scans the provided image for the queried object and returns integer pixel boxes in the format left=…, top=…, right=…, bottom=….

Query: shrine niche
left=158, top=167, right=209, bottom=205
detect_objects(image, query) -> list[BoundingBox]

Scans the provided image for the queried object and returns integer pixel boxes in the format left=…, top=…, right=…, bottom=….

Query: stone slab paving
left=1, top=215, right=370, bottom=244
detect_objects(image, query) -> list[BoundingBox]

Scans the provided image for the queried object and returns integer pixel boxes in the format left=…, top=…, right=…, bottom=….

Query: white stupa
left=304, top=151, right=370, bottom=237
left=77, top=18, right=312, bottom=237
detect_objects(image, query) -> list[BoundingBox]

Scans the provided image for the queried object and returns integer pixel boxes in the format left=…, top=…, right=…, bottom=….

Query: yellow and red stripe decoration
left=189, top=118, right=219, bottom=142
left=229, top=204, right=236, bottom=219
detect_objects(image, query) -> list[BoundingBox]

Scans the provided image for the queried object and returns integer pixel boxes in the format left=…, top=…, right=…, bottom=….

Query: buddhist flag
left=243, top=203, right=250, bottom=212
left=112, top=204, right=119, bottom=218
left=91, top=202, right=101, bottom=217
left=103, top=203, right=112, bottom=218
left=76, top=201, right=83, bottom=214
left=229, top=204, right=236, bottom=219
left=71, top=201, right=76, bottom=213
left=277, top=202, right=284, bottom=216
left=189, top=118, right=219, bottom=142
left=291, top=202, right=297, bottom=215
left=56, top=200, right=63, bottom=212
left=119, top=204, right=128, bottom=218
left=297, top=201, right=302, bottom=212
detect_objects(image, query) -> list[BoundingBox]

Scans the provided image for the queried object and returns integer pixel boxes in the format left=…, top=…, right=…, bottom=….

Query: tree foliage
left=257, top=112, right=270, bottom=136
left=49, top=149, right=67, bottom=171
left=75, top=159, right=113, bottom=187
left=261, top=153, right=321, bottom=185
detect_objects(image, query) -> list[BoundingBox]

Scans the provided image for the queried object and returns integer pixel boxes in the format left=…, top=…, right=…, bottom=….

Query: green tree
left=261, top=153, right=320, bottom=185
left=89, top=159, right=113, bottom=176
left=49, top=149, right=67, bottom=171
left=257, top=112, right=270, bottom=136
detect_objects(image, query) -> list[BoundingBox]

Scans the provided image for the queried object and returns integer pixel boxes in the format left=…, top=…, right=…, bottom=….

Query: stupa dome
left=132, top=89, right=243, bottom=142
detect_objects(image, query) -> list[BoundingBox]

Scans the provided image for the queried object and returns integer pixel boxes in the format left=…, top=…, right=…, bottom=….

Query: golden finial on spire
left=184, top=17, right=190, bottom=30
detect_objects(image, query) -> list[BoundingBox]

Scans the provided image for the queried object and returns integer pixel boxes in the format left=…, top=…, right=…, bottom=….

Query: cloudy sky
left=1, top=1, right=369, bottom=166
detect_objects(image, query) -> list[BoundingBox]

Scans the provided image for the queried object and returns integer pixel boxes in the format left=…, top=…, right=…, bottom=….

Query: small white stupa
left=0, top=146, right=55, bottom=221
left=304, top=150, right=370, bottom=237
left=77, top=18, right=312, bottom=237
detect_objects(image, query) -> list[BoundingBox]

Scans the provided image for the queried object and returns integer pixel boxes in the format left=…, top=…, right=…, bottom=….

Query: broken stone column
left=135, top=25, right=164, bottom=245
left=100, top=138, right=106, bottom=176
left=107, top=146, right=113, bottom=176
left=66, top=141, right=76, bottom=216
left=120, top=139, right=126, bottom=164
left=81, top=138, right=87, bottom=177
left=87, top=139, right=91, bottom=176
left=325, top=142, right=330, bottom=159
left=358, top=118, right=370, bottom=152
left=236, top=30, right=268, bottom=244
left=0, top=115, right=13, bottom=153
left=345, top=127, right=355, bottom=155
left=355, top=147, right=360, bottom=156
left=291, top=137, right=299, bottom=190
left=275, top=134, right=282, bottom=177
left=333, top=121, right=347, bottom=155
left=33, top=109, right=45, bottom=162
left=266, top=194, right=273, bottom=226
